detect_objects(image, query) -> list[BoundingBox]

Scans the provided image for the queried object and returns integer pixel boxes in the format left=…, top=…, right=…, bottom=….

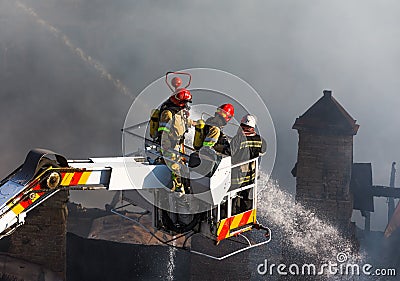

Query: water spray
left=166, top=239, right=177, bottom=281
left=14, top=0, right=133, bottom=98
left=257, top=172, right=362, bottom=263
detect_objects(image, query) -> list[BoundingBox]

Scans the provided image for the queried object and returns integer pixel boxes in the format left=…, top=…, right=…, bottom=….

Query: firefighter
left=230, top=114, right=266, bottom=213
left=231, top=114, right=267, bottom=185
left=158, top=88, right=194, bottom=194
left=189, top=104, right=234, bottom=179
left=202, top=103, right=235, bottom=155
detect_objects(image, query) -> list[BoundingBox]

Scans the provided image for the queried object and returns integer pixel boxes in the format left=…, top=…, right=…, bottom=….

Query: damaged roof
left=293, top=90, right=359, bottom=135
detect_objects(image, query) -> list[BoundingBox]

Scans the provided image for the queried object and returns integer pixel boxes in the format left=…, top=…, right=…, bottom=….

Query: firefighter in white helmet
left=230, top=114, right=266, bottom=212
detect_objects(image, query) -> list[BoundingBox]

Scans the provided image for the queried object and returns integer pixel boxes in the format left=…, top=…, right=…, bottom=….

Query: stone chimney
left=292, top=90, right=359, bottom=232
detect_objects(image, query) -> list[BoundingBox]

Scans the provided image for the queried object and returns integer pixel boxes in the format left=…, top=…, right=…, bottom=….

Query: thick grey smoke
left=1, top=0, right=400, bottom=232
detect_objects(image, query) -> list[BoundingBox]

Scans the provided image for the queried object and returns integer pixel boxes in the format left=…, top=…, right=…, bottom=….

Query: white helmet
left=240, top=114, right=257, bottom=128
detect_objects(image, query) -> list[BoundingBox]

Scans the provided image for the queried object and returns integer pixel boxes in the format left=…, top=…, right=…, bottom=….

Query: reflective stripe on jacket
left=231, top=131, right=266, bottom=165
left=158, top=103, right=192, bottom=152
left=202, top=115, right=230, bottom=155
left=231, top=129, right=266, bottom=187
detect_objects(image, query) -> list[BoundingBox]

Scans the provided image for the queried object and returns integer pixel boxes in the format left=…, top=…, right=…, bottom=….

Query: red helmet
left=216, top=103, right=234, bottom=122
left=170, top=88, right=192, bottom=107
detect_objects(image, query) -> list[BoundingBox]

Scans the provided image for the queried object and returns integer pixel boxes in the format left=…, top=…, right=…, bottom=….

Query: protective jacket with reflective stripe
left=230, top=129, right=266, bottom=187
left=202, top=115, right=230, bottom=155
left=158, top=100, right=192, bottom=151
left=231, top=131, right=266, bottom=165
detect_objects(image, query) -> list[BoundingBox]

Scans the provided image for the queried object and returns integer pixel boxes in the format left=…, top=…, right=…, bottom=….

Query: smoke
left=14, top=1, right=132, bottom=98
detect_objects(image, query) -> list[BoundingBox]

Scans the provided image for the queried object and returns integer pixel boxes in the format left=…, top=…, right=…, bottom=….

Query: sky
left=1, top=0, right=400, bottom=231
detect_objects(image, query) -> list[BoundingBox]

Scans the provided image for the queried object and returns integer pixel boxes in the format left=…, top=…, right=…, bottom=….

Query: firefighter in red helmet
left=201, top=103, right=234, bottom=155
left=158, top=87, right=194, bottom=194
left=158, top=88, right=194, bottom=147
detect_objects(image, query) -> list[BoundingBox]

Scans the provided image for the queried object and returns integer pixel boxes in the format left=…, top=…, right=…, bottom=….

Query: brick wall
left=8, top=191, right=68, bottom=280
left=295, top=132, right=353, bottom=231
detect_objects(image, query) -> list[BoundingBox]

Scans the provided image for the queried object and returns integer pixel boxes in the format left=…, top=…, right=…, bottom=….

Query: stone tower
left=292, top=90, right=359, bottom=232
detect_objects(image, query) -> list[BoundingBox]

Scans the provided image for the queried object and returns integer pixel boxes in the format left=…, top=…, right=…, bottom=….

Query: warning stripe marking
left=239, top=209, right=253, bottom=227
left=5, top=169, right=97, bottom=218
left=11, top=204, right=24, bottom=215
left=60, top=171, right=92, bottom=186
left=78, top=171, right=91, bottom=184
left=217, top=217, right=234, bottom=241
left=217, top=209, right=256, bottom=241
left=61, top=172, right=74, bottom=186
left=10, top=184, right=44, bottom=215
left=69, top=172, right=83, bottom=186
left=8, top=171, right=89, bottom=216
